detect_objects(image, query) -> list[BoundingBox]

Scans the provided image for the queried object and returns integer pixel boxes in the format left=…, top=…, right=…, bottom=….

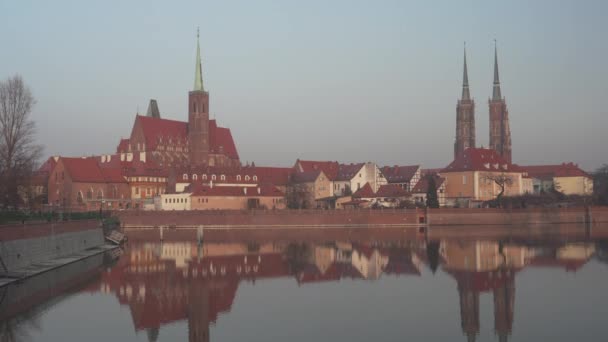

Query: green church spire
left=194, top=28, right=205, bottom=92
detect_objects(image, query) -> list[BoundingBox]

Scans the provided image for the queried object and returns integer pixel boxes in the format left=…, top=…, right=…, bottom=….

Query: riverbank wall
left=116, top=206, right=608, bottom=229
left=0, top=252, right=106, bottom=321
left=0, top=220, right=105, bottom=272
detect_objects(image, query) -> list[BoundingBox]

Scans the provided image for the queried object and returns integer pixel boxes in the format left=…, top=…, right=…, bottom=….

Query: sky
left=1, top=0, right=607, bottom=170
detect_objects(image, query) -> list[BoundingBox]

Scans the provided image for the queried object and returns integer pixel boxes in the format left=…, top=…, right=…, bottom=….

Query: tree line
left=0, top=75, right=42, bottom=209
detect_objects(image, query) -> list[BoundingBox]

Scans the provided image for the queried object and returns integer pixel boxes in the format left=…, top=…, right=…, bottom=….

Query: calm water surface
left=2, top=228, right=608, bottom=341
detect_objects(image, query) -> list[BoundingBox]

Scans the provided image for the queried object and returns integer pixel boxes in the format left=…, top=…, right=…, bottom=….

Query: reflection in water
left=90, top=237, right=600, bottom=342
left=2, top=233, right=607, bottom=341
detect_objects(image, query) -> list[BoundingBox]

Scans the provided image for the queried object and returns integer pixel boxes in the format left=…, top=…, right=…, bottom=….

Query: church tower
left=454, top=45, right=476, bottom=159
left=488, top=42, right=512, bottom=164
left=188, top=29, right=210, bottom=166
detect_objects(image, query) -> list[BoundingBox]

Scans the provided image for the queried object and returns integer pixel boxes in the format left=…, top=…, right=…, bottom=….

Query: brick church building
left=117, top=31, right=240, bottom=169
left=454, top=43, right=512, bottom=164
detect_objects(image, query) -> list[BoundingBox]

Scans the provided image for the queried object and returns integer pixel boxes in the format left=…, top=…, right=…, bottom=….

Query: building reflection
left=90, top=237, right=597, bottom=342
left=439, top=240, right=595, bottom=341
left=94, top=240, right=425, bottom=341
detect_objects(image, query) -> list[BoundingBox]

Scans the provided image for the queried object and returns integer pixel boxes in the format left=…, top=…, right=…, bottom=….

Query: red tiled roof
left=295, top=160, right=339, bottom=180
left=248, top=166, right=293, bottom=186
left=209, top=120, right=239, bottom=160
left=96, top=154, right=168, bottom=177
left=37, top=157, right=58, bottom=174
left=375, top=184, right=411, bottom=198
left=381, top=165, right=420, bottom=183
left=291, top=170, right=322, bottom=184
left=116, top=138, right=130, bottom=153
left=135, top=116, right=239, bottom=160
left=522, top=163, right=591, bottom=179
left=442, top=148, right=523, bottom=173
left=337, top=163, right=365, bottom=181
left=352, top=183, right=375, bottom=198
left=136, top=115, right=188, bottom=150
left=191, top=184, right=284, bottom=197
left=411, top=175, right=445, bottom=194
left=341, top=199, right=370, bottom=206
left=61, top=157, right=126, bottom=183
left=176, top=165, right=293, bottom=186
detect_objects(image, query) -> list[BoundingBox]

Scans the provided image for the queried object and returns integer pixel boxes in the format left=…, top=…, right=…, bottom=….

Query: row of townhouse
left=439, top=148, right=593, bottom=207
left=45, top=153, right=169, bottom=211
left=289, top=160, right=446, bottom=209
left=37, top=148, right=593, bottom=212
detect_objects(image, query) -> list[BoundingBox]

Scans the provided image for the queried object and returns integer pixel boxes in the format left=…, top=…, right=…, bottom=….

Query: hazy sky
left=1, top=0, right=607, bottom=170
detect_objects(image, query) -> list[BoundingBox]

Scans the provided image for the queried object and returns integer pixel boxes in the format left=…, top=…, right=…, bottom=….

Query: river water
left=2, top=228, right=608, bottom=341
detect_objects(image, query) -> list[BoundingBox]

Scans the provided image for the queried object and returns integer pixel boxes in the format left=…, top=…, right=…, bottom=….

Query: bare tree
left=481, top=172, right=513, bottom=207
left=0, top=75, right=42, bottom=208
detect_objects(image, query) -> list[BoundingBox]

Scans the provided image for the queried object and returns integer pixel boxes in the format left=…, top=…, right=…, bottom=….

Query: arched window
left=211, top=175, right=216, bottom=181
left=86, top=188, right=93, bottom=200
left=112, top=186, right=118, bottom=199
left=77, top=191, right=84, bottom=205
left=97, top=190, right=103, bottom=199
left=236, top=175, right=241, bottom=181
left=220, top=175, right=225, bottom=181
left=192, top=174, right=198, bottom=180
left=245, top=175, right=250, bottom=181
left=183, top=174, right=188, bottom=180
left=253, top=176, right=258, bottom=181
left=202, top=174, right=207, bottom=180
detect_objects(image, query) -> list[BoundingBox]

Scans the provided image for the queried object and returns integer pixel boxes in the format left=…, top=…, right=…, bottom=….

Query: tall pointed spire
left=492, top=40, right=502, bottom=100
left=193, top=27, right=205, bottom=92
left=462, top=42, right=471, bottom=101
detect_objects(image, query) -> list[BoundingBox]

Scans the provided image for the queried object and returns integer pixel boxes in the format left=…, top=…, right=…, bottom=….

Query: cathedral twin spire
left=462, top=44, right=471, bottom=101
left=455, top=41, right=511, bottom=163
left=492, top=41, right=502, bottom=101
left=460, top=41, right=503, bottom=102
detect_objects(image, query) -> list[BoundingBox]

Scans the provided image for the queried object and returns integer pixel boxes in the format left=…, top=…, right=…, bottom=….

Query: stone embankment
left=117, top=207, right=608, bottom=230
left=0, top=220, right=109, bottom=282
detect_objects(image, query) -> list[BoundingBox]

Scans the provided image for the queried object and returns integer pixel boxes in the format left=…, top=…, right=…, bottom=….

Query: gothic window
left=86, top=188, right=93, bottom=200
left=77, top=191, right=84, bottom=204
left=97, top=190, right=103, bottom=199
